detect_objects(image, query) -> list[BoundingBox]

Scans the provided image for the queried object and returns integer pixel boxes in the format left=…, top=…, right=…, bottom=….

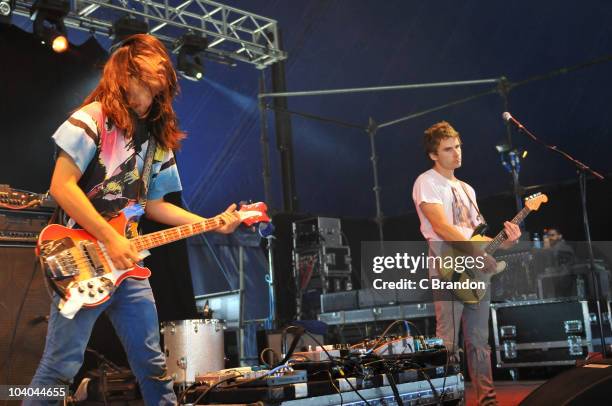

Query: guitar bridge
left=41, top=237, right=79, bottom=280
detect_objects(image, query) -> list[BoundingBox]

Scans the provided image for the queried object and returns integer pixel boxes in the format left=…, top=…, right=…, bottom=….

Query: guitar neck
left=484, top=207, right=531, bottom=255
left=131, top=217, right=224, bottom=251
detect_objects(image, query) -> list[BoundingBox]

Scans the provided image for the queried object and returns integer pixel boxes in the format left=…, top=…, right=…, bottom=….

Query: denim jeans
left=434, top=298, right=497, bottom=406
left=24, top=278, right=176, bottom=406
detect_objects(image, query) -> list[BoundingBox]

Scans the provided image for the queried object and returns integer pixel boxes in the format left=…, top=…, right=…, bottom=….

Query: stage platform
left=465, top=380, right=545, bottom=406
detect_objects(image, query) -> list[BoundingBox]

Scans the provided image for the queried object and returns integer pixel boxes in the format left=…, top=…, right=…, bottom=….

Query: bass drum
left=160, top=319, right=225, bottom=384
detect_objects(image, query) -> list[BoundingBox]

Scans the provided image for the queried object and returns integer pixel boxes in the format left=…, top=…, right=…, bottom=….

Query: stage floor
left=465, top=380, right=545, bottom=406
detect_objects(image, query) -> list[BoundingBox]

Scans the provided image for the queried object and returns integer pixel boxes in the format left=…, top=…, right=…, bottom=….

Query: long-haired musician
left=26, top=34, right=240, bottom=405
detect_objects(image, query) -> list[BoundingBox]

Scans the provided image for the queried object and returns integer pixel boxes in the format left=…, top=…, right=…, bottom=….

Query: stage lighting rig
left=30, top=0, right=69, bottom=53
left=0, top=0, right=15, bottom=24
left=176, top=33, right=208, bottom=81
left=110, top=15, right=149, bottom=46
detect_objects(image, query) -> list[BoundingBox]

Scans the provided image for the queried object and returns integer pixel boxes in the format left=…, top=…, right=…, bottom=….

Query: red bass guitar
left=36, top=202, right=270, bottom=318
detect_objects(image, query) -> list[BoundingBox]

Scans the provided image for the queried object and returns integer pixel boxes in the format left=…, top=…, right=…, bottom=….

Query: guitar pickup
left=80, top=241, right=106, bottom=273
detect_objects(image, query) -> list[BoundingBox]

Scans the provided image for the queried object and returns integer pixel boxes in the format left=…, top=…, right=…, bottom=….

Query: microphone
left=502, top=112, right=525, bottom=130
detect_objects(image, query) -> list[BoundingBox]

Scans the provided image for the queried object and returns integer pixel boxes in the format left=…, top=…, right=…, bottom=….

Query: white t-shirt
left=412, top=168, right=482, bottom=242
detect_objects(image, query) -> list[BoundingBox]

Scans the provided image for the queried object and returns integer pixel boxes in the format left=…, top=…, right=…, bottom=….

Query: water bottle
left=533, top=233, right=543, bottom=249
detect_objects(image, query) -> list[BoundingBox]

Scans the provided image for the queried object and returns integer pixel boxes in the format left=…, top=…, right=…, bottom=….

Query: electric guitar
left=437, top=193, right=548, bottom=304
left=36, top=202, right=270, bottom=318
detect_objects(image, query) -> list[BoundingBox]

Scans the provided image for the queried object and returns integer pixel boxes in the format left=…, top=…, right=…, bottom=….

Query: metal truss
left=13, top=0, right=286, bottom=68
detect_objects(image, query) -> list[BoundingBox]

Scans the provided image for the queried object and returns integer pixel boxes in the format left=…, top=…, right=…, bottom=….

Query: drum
left=160, top=319, right=225, bottom=384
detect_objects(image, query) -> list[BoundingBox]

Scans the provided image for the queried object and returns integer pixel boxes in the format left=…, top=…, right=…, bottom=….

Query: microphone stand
left=508, top=116, right=607, bottom=357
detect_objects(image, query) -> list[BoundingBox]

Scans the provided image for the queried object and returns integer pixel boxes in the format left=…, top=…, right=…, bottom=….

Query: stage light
left=110, top=15, right=148, bottom=46
left=51, top=34, right=68, bottom=53
left=176, top=33, right=208, bottom=82
left=521, top=150, right=528, bottom=159
left=0, top=0, right=16, bottom=24
left=495, top=143, right=510, bottom=154
left=31, top=0, right=70, bottom=53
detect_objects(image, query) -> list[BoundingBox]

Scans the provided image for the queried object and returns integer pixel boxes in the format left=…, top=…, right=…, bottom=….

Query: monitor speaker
left=520, top=358, right=612, bottom=405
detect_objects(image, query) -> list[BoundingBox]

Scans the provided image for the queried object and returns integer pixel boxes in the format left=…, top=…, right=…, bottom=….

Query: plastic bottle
left=533, top=233, right=543, bottom=249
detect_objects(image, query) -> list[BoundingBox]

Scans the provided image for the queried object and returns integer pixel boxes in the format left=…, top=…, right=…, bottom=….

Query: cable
left=298, top=329, right=372, bottom=406
left=327, top=370, right=343, bottom=406
left=417, top=366, right=440, bottom=404
left=340, top=374, right=372, bottom=406
left=382, top=359, right=404, bottom=406
left=215, top=322, right=447, bottom=406
left=364, top=319, right=424, bottom=354
left=177, top=382, right=199, bottom=404
left=193, top=364, right=296, bottom=404
left=260, top=347, right=280, bottom=367
left=438, top=296, right=457, bottom=403
left=191, top=376, right=236, bottom=405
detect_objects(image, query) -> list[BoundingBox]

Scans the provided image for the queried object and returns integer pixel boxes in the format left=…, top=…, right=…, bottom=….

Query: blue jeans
left=25, top=278, right=176, bottom=406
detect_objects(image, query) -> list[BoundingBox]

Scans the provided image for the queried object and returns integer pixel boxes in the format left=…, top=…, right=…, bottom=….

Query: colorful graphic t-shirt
left=52, top=102, right=182, bottom=228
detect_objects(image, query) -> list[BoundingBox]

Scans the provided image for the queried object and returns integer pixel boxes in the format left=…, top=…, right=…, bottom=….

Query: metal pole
left=238, top=245, right=246, bottom=366
left=579, top=171, right=608, bottom=357
left=498, top=77, right=523, bottom=213
left=377, top=85, right=500, bottom=129
left=367, top=118, right=384, bottom=242
left=259, top=72, right=273, bottom=209
left=264, top=235, right=277, bottom=330
left=270, top=30, right=299, bottom=212
left=258, top=78, right=501, bottom=99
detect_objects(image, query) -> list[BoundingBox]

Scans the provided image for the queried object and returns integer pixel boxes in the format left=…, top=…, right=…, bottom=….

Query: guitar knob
left=87, top=282, right=94, bottom=288
left=89, top=291, right=95, bottom=298
left=78, top=286, right=85, bottom=293
left=98, top=287, right=104, bottom=293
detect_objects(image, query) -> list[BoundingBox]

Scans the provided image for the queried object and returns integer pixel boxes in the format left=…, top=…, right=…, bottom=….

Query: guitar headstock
left=524, top=193, right=548, bottom=211
left=238, top=202, right=271, bottom=226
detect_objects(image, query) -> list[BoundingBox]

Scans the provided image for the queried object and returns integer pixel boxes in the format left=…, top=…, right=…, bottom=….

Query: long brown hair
left=81, top=34, right=185, bottom=150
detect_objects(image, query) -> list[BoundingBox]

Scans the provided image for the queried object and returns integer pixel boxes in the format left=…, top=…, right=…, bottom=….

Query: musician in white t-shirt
left=412, top=121, right=520, bottom=406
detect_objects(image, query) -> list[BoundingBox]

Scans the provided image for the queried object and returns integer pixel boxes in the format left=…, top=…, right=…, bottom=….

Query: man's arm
left=420, top=202, right=469, bottom=242
left=421, top=202, right=520, bottom=247
left=420, top=201, right=498, bottom=271
left=49, top=151, right=141, bottom=269
left=145, top=199, right=240, bottom=234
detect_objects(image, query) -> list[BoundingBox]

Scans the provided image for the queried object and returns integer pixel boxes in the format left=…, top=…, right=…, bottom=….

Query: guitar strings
left=53, top=217, right=226, bottom=274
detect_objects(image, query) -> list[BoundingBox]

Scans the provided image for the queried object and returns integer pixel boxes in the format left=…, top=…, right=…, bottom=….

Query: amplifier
left=292, top=217, right=343, bottom=249
left=0, top=185, right=56, bottom=210
left=0, top=209, right=53, bottom=245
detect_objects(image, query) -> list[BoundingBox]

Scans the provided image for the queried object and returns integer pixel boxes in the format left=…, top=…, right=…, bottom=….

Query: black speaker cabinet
left=0, top=245, right=51, bottom=385
left=520, top=358, right=612, bottom=405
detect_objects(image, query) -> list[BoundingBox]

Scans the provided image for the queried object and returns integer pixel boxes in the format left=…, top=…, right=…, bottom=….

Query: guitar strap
left=458, top=181, right=488, bottom=236
left=138, top=134, right=157, bottom=210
